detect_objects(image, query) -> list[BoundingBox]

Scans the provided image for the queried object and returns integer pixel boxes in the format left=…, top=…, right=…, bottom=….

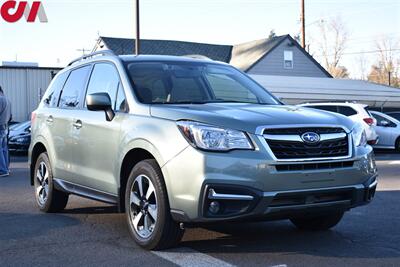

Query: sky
left=0, top=0, right=399, bottom=78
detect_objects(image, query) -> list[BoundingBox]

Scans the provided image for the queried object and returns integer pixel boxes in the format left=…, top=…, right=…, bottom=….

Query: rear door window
left=59, top=66, right=91, bottom=108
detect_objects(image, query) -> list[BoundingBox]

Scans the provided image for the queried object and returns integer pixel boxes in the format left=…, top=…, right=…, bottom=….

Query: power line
left=316, top=48, right=400, bottom=57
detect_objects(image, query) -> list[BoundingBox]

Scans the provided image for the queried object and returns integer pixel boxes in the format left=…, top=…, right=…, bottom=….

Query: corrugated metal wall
left=0, top=67, right=59, bottom=122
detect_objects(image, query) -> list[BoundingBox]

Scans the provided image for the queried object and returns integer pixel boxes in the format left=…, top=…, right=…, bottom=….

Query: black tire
left=290, top=212, right=344, bottom=231
left=33, top=152, right=69, bottom=212
left=125, top=159, right=184, bottom=250
left=395, top=137, right=400, bottom=152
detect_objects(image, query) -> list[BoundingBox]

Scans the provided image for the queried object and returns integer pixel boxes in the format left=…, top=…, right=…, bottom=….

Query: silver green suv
left=29, top=51, right=378, bottom=250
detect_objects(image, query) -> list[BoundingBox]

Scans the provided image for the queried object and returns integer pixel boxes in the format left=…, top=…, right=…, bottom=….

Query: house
left=93, top=35, right=332, bottom=78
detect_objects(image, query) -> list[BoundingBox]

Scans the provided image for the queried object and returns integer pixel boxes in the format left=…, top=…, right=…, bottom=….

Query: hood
left=150, top=104, right=355, bottom=134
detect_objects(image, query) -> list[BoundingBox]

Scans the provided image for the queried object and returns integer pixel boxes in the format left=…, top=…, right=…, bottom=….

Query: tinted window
left=338, top=106, right=357, bottom=116
left=310, top=105, right=338, bottom=113
left=388, top=113, right=400, bottom=121
left=374, top=114, right=396, bottom=127
left=125, top=62, right=279, bottom=105
left=43, top=72, right=68, bottom=108
left=59, top=66, right=91, bottom=108
left=86, top=63, right=120, bottom=110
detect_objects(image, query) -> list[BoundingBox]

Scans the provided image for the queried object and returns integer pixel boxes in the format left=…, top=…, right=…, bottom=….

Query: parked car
left=370, top=111, right=400, bottom=151
left=299, top=102, right=379, bottom=145
left=386, top=112, right=400, bottom=121
left=8, top=121, right=31, bottom=153
left=29, top=51, right=378, bottom=250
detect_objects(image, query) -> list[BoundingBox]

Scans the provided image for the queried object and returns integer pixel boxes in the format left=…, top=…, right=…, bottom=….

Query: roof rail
left=67, top=50, right=116, bottom=66
left=301, top=100, right=358, bottom=104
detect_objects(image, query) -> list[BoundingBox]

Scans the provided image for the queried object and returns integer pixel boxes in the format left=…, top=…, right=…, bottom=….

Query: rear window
left=309, top=105, right=338, bottom=113
left=338, top=106, right=357, bottom=116
left=42, top=72, right=68, bottom=108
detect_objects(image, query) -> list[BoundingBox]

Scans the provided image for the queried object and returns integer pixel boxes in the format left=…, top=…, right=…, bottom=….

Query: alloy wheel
left=36, top=161, right=49, bottom=206
left=129, top=175, right=158, bottom=239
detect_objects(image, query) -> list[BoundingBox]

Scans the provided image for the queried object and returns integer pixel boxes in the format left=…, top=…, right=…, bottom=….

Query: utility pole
left=300, top=0, right=306, bottom=48
left=388, top=71, right=391, bottom=86
left=135, top=0, right=140, bottom=55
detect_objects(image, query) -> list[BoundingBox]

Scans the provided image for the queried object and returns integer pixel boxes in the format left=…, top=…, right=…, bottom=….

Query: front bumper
left=163, top=140, right=378, bottom=223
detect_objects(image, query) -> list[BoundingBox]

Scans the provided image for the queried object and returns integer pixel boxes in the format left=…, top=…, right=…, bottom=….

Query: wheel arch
left=30, top=142, right=48, bottom=186
left=118, top=147, right=161, bottom=212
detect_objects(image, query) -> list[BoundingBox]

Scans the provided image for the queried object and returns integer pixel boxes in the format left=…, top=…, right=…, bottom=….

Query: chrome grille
left=263, top=127, right=350, bottom=160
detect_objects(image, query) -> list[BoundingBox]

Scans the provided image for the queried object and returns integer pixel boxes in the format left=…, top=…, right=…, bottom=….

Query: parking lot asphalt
left=0, top=151, right=399, bottom=267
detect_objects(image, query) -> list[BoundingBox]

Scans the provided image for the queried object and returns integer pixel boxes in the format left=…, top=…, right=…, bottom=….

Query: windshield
left=125, top=61, right=280, bottom=105
left=10, top=121, right=30, bottom=132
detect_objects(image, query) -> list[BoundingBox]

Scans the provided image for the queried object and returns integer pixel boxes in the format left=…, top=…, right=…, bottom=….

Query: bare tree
left=357, top=53, right=368, bottom=80
left=314, top=17, right=349, bottom=78
left=367, top=36, right=400, bottom=87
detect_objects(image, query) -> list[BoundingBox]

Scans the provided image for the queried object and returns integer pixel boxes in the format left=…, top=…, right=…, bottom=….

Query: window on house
left=284, top=50, right=293, bottom=69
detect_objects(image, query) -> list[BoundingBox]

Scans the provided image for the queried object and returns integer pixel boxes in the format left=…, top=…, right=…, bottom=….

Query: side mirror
left=380, top=120, right=390, bottom=127
left=86, top=93, right=115, bottom=121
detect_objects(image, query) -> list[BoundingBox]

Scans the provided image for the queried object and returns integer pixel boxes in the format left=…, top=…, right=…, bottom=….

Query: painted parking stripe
left=389, top=161, right=400, bottom=165
left=152, top=247, right=235, bottom=267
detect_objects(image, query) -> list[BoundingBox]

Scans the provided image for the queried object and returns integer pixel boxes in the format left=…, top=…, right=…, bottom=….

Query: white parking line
left=152, top=247, right=235, bottom=267
left=389, top=161, right=400, bottom=165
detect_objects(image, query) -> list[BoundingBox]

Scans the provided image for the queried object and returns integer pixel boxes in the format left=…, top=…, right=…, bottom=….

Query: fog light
left=209, top=201, right=220, bottom=214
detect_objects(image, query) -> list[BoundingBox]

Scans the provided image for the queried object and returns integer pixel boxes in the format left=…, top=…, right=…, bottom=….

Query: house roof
left=230, top=35, right=287, bottom=72
left=95, top=35, right=331, bottom=77
left=97, top=37, right=233, bottom=62
left=231, top=35, right=332, bottom=77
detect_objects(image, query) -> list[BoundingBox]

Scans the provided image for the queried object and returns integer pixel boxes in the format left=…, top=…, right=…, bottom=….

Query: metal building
left=251, top=75, right=400, bottom=111
left=0, top=66, right=61, bottom=122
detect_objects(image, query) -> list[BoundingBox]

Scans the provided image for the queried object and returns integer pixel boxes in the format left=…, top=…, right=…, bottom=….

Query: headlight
left=351, top=123, right=367, bottom=147
left=177, top=121, right=254, bottom=151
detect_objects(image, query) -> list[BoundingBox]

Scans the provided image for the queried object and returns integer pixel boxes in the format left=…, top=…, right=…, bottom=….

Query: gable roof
left=230, top=35, right=287, bottom=72
left=97, top=37, right=233, bottom=63
left=231, top=35, right=332, bottom=77
left=95, top=35, right=332, bottom=77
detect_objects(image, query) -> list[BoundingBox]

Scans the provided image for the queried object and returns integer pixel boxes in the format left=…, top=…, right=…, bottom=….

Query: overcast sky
left=0, top=0, right=399, bottom=78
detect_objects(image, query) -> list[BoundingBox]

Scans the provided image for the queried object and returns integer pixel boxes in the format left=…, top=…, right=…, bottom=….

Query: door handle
left=46, top=116, right=54, bottom=124
left=73, top=120, right=82, bottom=129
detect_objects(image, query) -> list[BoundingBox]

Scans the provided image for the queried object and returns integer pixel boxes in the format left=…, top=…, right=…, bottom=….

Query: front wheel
left=290, top=212, right=344, bottom=231
left=125, top=159, right=184, bottom=250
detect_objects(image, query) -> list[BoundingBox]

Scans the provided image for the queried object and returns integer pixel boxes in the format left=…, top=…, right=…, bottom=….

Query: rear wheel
left=33, top=152, right=69, bottom=212
left=125, top=159, right=184, bottom=250
left=290, top=212, right=344, bottom=231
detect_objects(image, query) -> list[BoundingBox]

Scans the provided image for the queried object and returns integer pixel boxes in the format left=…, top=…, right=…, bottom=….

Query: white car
left=370, top=111, right=400, bottom=151
left=299, top=102, right=379, bottom=145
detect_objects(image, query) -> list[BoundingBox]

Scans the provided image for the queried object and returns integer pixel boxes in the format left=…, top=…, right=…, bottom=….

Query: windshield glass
left=125, top=61, right=280, bottom=105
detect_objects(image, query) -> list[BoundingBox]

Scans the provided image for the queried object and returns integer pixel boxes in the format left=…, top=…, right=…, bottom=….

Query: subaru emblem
left=301, top=132, right=320, bottom=144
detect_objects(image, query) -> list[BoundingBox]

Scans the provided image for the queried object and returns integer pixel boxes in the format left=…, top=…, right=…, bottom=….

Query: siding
left=247, top=39, right=329, bottom=77
left=0, top=68, right=60, bottom=122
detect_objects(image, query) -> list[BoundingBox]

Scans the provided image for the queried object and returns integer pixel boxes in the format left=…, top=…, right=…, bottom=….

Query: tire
left=395, top=137, right=400, bottom=152
left=290, top=212, right=344, bottom=231
left=33, top=152, right=69, bottom=212
left=125, top=159, right=184, bottom=250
